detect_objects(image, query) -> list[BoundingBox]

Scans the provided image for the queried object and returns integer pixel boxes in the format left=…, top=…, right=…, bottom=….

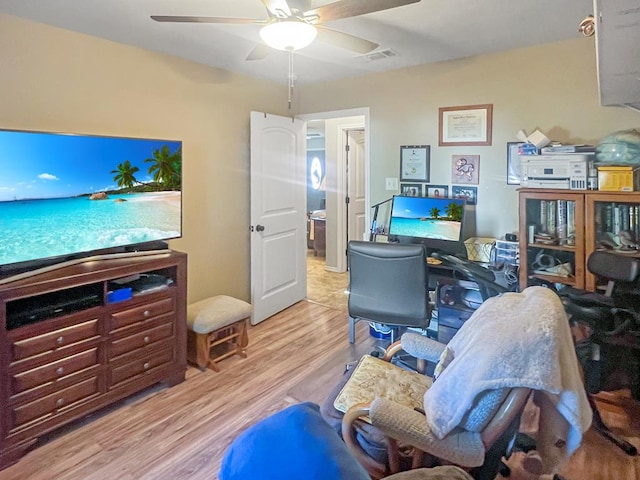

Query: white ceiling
left=0, top=0, right=594, bottom=85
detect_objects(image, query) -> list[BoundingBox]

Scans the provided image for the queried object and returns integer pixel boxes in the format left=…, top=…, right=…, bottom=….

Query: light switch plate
left=385, top=177, right=398, bottom=190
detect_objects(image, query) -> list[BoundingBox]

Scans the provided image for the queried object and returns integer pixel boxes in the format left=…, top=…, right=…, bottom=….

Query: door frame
left=297, top=108, right=370, bottom=273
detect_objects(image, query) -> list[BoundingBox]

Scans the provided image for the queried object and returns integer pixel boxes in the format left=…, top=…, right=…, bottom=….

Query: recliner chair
left=324, top=286, right=592, bottom=479
left=347, top=241, right=432, bottom=344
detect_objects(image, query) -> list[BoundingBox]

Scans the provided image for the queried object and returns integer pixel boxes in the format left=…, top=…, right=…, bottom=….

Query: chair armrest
left=400, top=332, right=446, bottom=363
left=342, top=403, right=388, bottom=479
left=369, top=398, right=485, bottom=467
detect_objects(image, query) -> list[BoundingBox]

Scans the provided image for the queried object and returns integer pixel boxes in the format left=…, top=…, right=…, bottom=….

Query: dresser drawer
left=11, top=376, right=100, bottom=430
left=109, top=322, right=173, bottom=360
left=11, top=348, right=100, bottom=395
left=110, top=346, right=174, bottom=388
left=10, top=319, right=100, bottom=362
left=110, top=296, right=175, bottom=331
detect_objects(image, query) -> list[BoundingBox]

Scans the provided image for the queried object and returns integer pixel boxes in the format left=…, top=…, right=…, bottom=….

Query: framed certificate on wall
left=400, top=145, right=430, bottom=182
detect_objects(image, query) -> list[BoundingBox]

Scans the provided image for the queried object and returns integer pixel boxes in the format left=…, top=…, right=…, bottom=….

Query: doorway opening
left=298, top=108, right=370, bottom=310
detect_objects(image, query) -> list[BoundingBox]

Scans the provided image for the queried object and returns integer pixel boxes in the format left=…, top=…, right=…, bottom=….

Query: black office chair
left=558, top=250, right=640, bottom=456
left=347, top=241, right=431, bottom=344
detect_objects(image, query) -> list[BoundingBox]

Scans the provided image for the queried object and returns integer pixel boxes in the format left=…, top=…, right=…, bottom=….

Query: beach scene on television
left=0, top=130, right=182, bottom=266
left=389, top=196, right=465, bottom=241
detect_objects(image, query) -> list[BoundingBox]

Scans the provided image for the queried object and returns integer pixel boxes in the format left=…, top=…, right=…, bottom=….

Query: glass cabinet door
left=585, top=192, right=640, bottom=291
left=518, top=190, right=585, bottom=290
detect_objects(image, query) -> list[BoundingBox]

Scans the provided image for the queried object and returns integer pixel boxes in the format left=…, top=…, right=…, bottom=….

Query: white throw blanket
left=423, top=286, right=592, bottom=473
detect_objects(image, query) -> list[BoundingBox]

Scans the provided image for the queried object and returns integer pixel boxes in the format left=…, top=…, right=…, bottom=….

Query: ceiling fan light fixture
left=260, top=20, right=317, bottom=51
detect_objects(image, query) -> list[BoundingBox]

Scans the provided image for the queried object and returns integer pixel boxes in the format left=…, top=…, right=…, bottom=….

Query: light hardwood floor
left=1, top=300, right=639, bottom=480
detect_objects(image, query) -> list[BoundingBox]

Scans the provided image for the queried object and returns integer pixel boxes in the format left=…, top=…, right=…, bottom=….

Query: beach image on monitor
left=0, top=130, right=182, bottom=266
left=389, top=196, right=464, bottom=241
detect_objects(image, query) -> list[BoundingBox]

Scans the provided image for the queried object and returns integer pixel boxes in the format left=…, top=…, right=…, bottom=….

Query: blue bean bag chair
left=219, top=402, right=370, bottom=480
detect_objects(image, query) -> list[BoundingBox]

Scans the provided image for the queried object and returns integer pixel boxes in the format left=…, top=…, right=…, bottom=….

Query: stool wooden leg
left=194, top=333, right=211, bottom=370
left=237, top=319, right=249, bottom=357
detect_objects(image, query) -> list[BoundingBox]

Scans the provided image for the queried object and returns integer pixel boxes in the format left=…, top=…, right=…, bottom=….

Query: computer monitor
left=388, top=195, right=467, bottom=257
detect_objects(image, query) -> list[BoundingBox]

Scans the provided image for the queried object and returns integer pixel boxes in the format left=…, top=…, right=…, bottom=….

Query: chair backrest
left=587, top=251, right=640, bottom=297
left=347, top=241, right=430, bottom=329
left=479, top=387, right=531, bottom=448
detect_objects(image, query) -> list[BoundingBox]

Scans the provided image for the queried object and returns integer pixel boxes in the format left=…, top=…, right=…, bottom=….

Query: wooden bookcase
left=519, top=188, right=640, bottom=292
left=518, top=189, right=585, bottom=290
left=585, top=191, right=640, bottom=291
left=0, top=250, right=187, bottom=470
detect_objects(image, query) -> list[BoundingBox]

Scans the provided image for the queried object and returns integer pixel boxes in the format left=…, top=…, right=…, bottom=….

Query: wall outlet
left=385, top=177, right=398, bottom=190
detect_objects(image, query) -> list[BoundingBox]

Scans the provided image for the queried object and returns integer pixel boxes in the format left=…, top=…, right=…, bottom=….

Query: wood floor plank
left=0, top=300, right=638, bottom=480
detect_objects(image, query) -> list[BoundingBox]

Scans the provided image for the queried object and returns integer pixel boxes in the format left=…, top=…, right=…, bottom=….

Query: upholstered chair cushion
left=459, top=388, right=510, bottom=432
left=187, top=295, right=252, bottom=334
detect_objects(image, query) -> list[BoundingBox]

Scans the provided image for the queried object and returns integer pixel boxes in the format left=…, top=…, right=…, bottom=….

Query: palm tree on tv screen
left=110, top=160, right=140, bottom=191
left=145, top=145, right=182, bottom=190
left=446, top=202, right=464, bottom=222
left=430, top=207, right=441, bottom=219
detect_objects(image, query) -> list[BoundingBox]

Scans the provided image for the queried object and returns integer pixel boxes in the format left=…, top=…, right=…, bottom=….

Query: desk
left=427, top=258, right=509, bottom=290
left=311, top=218, right=326, bottom=257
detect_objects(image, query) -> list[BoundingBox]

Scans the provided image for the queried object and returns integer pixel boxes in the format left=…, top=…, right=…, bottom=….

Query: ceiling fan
left=151, top=0, right=422, bottom=60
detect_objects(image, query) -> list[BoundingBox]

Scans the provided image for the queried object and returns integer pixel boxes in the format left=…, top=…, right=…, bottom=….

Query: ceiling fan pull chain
left=288, top=50, right=294, bottom=110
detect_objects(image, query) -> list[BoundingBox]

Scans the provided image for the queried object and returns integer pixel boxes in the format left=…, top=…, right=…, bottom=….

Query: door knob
left=256, top=225, right=265, bottom=232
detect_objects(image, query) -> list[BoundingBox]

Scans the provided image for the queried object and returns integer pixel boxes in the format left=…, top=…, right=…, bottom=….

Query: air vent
left=363, top=49, right=398, bottom=61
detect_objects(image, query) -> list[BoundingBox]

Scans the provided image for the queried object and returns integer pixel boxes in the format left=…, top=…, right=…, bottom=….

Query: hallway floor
left=306, top=250, right=348, bottom=311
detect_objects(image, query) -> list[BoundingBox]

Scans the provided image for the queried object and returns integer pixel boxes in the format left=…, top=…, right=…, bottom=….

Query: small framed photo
left=400, top=183, right=423, bottom=197
left=452, top=185, right=478, bottom=206
left=507, top=142, right=524, bottom=185
left=439, top=104, right=493, bottom=146
left=451, top=155, right=480, bottom=185
left=400, top=145, right=430, bottom=182
left=426, top=185, right=449, bottom=198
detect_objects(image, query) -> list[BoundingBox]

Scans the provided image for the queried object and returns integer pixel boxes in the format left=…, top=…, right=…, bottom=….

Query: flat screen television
left=0, top=128, right=182, bottom=277
left=388, top=195, right=467, bottom=256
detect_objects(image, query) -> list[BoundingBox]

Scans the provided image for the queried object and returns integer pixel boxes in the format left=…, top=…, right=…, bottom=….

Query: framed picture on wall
left=426, top=185, right=449, bottom=198
left=452, top=185, right=478, bottom=206
left=400, top=145, right=430, bottom=182
left=400, top=183, right=424, bottom=197
left=438, top=104, right=493, bottom=146
left=451, top=155, right=480, bottom=185
left=507, top=142, right=524, bottom=185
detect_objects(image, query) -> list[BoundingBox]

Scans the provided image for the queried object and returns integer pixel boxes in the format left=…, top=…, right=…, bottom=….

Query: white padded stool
left=186, top=295, right=252, bottom=372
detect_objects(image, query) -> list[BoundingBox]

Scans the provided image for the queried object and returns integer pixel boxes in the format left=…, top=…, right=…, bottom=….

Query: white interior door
left=250, top=111, right=307, bottom=325
left=347, top=129, right=366, bottom=242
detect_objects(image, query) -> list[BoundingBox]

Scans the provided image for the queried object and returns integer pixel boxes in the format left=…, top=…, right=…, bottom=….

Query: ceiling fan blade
left=317, top=26, right=378, bottom=54
left=305, top=0, right=421, bottom=23
left=246, top=44, right=272, bottom=61
left=150, top=15, right=265, bottom=25
left=260, top=0, right=292, bottom=18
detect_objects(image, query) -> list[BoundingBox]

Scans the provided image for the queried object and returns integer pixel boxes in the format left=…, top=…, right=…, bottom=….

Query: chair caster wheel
left=370, top=346, right=386, bottom=357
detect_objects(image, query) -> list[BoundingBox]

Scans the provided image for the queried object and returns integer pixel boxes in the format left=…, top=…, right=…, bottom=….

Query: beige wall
left=297, top=37, right=639, bottom=238
left=0, top=14, right=291, bottom=304
left=2, top=13, right=639, bottom=305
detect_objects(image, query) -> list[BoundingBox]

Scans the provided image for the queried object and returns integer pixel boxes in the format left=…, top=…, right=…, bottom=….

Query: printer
left=520, top=154, right=590, bottom=190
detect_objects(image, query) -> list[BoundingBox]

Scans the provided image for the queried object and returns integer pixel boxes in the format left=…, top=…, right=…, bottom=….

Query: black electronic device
left=6, top=285, right=103, bottom=330
left=387, top=195, right=468, bottom=257
left=0, top=128, right=182, bottom=279
left=110, top=273, right=173, bottom=294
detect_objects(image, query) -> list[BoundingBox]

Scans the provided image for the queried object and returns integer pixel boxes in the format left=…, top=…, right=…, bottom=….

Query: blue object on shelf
left=107, top=287, right=132, bottom=303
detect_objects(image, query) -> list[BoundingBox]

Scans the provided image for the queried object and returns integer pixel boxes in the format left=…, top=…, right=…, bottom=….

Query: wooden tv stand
left=0, top=250, right=188, bottom=470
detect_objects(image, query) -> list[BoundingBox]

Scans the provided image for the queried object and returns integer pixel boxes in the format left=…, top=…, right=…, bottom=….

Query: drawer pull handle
left=56, top=336, right=64, bottom=345
left=143, top=310, right=151, bottom=317
left=143, top=362, right=150, bottom=370
left=143, top=336, right=150, bottom=344
left=56, top=398, right=65, bottom=407
left=56, top=367, right=64, bottom=376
